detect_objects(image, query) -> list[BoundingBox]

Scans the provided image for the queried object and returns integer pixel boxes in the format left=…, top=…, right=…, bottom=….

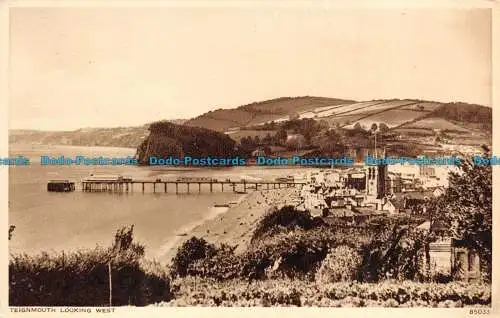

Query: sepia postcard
left=0, top=0, right=499, bottom=317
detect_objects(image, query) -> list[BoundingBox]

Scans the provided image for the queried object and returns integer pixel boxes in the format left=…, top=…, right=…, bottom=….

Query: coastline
left=158, top=187, right=300, bottom=263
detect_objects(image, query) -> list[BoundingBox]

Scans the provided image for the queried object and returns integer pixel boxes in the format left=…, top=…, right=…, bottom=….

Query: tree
left=253, top=135, right=261, bottom=146
left=370, top=123, right=378, bottom=133
left=276, top=128, right=288, bottom=143
left=429, top=154, right=492, bottom=280
left=378, top=123, right=390, bottom=133
left=285, top=134, right=305, bottom=151
left=318, top=129, right=346, bottom=155
left=9, top=225, right=15, bottom=241
left=263, top=133, right=273, bottom=145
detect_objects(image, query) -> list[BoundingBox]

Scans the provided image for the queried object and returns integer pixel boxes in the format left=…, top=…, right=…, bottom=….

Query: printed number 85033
left=469, top=309, right=490, bottom=315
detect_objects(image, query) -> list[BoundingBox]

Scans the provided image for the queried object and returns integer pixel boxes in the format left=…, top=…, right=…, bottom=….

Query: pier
left=81, top=179, right=306, bottom=193
left=47, top=180, right=75, bottom=192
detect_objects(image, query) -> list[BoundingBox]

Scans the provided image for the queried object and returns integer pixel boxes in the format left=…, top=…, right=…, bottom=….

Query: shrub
left=251, top=206, right=324, bottom=243
left=9, top=226, right=171, bottom=306
left=189, top=244, right=241, bottom=280
left=315, top=246, right=362, bottom=283
left=170, top=237, right=216, bottom=278
left=170, top=221, right=432, bottom=283
left=174, top=226, right=374, bottom=281
left=246, top=227, right=369, bottom=280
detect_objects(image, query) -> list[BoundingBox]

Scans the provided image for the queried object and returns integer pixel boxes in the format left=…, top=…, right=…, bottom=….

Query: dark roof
left=268, top=146, right=287, bottom=152
left=403, top=191, right=433, bottom=200
left=352, top=207, right=378, bottom=215
left=329, top=208, right=354, bottom=216
left=388, top=197, right=405, bottom=210
left=430, top=219, right=449, bottom=231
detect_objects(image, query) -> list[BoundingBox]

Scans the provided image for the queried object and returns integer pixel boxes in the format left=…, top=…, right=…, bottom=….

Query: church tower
left=365, top=147, right=388, bottom=203
left=366, top=165, right=387, bottom=198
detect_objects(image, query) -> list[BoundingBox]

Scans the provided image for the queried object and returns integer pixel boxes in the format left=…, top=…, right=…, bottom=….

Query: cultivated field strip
left=320, top=100, right=388, bottom=117
left=400, top=117, right=470, bottom=132
left=399, top=102, right=442, bottom=112
left=345, top=100, right=419, bottom=116
left=341, top=101, right=423, bottom=128
left=348, top=109, right=429, bottom=128
left=313, top=103, right=355, bottom=113
left=322, top=114, right=367, bottom=127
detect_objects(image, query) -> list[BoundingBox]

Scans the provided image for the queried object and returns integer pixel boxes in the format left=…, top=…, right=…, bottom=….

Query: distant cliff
left=9, top=119, right=186, bottom=148
left=136, top=121, right=237, bottom=165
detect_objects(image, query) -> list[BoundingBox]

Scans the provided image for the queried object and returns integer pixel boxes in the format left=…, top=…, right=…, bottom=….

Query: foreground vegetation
left=9, top=214, right=492, bottom=307
left=160, top=277, right=490, bottom=307
left=9, top=226, right=171, bottom=306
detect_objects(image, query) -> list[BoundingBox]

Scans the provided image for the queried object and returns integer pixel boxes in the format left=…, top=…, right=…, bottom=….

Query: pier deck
left=81, top=180, right=306, bottom=193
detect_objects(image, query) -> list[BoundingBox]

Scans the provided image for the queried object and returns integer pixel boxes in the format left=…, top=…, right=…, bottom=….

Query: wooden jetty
left=47, top=180, right=76, bottom=192
left=81, top=176, right=305, bottom=194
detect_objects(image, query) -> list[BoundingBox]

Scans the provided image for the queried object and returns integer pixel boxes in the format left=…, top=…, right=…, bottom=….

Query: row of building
left=297, top=162, right=453, bottom=218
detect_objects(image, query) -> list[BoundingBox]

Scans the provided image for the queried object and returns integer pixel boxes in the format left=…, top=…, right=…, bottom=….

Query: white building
left=303, top=193, right=328, bottom=217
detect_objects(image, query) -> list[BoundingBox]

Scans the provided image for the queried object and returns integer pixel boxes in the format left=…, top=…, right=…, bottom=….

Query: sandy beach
left=159, top=187, right=301, bottom=263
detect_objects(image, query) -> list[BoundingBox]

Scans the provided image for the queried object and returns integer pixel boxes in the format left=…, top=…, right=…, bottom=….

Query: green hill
left=184, top=96, right=355, bottom=132
left=136, top=121, right=237, bottom=165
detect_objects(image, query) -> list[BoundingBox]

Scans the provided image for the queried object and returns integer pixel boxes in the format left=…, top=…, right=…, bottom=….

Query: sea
left=8, top=144, right=304, bottom=262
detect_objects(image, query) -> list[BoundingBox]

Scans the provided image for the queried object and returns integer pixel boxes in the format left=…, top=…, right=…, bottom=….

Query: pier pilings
left=80, top=180, right=304, bottom=194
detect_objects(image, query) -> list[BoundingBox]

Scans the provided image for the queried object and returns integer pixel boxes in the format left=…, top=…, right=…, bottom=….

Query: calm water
left=8, top=144, right=304, bottom=261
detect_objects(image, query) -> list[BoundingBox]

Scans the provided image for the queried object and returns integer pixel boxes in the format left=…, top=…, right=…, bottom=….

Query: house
left=420, top=165, right=436, bottom=177
left=382, top=196, right=407, bottom=214
left=329, top=206, right=354, bottom=217
left=286, top=134, right=306, bottom=148
left=417, top=222, right=482, bottom=282
left=267, top=146, right=287, bottom=156
left=251, top=148, right=266, bottom=157
left=432, top=186, right=445, bottom=197
left=385, top=172, right=402, bottom=194
left=384, top=192, right=430, bottom=214
left=404, top=190, right=433, bottom=206
left=382, top=200, right=398, bottom=214
left=303, top=193, right=328, bottom=217
left=346, top=172, right=366, bottom=191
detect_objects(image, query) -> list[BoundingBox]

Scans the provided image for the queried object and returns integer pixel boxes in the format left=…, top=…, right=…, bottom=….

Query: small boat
left=177, top=177, right=218, bottom=182
left=276, top=176, right=295, bottom=182
left=213, top=204, right=230, bottom=208
left=235, top=191, right=247, bottom=194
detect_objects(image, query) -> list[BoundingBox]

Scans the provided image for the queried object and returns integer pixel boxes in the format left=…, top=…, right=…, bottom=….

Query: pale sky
left=9, top=7, right=491, bottom=131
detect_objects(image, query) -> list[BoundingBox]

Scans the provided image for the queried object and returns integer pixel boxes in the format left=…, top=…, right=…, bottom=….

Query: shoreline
left=154, top=193, right=250, bottom=261
left=158, top=187, right=300, bottom=263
